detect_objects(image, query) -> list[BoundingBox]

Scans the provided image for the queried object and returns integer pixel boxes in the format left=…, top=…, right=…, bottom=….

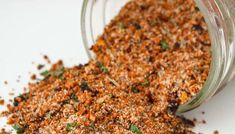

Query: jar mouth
left=81, top=0, right=235, bottom=113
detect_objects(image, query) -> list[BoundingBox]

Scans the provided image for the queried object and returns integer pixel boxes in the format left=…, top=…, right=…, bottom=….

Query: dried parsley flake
left=160, top=40, right=169, bottom=50
left=66, top=122, right=78, bottom=132
left=130, top=124, right=142, bottom=134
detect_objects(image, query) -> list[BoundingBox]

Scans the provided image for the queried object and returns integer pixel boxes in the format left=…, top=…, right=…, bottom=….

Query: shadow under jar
left=81, top=0, right=235, bottom=113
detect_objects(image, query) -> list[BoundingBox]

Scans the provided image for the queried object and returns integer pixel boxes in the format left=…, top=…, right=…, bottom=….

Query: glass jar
left=81, top=0, right=235, bottom=113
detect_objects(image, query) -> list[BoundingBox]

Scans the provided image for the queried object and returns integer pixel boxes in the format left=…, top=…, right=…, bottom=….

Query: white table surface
left=0, top=0, right=234, bottom=133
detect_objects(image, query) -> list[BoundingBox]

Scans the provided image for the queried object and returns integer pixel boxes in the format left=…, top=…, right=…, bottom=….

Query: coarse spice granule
left=0, top=100, right=4, bottom=106
left=4, top=81, right=8, bottom=85
left=214, top=130, right=219, bottom=134
left=37, top=64, right=45, bottom=70
left=1, top=0, right=211, bottom=133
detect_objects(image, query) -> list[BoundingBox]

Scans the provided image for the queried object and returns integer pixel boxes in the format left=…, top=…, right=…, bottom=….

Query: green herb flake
left=130, top=124, right=142, bottom=134
left=12, top=124, right=25, bottom=134
left=40, top=69, right=64, bottom=79
left=45, top=112, right=52, bottom=120
left=13, top=94, right=29, bottom=106
left=119, top=23, right=126, bottom=30
left=66, top=122, right=78, bottom=132
left=88, top=122, right=95, bottom=131
left=160, top=40, right=169, bottom=50
left=108, top=94, right=113, bottom=98
left=62, top=99, right=70, bottom=105
left=19, top=94, right=28, bottom=101
left=80, top=81, right=90, bottom=91
left=40, top=70, right=51, bottom=78
left=71, top=93, right=79, bottom=102
left=53, top=69, right=64, bottom=79
left=13, top=100, right=19, bottom=107
left=142, top=79, right=150, bottom=86
left=131, top=86, right=140, bottom=93
left=96, top=61, right=109, bottom=73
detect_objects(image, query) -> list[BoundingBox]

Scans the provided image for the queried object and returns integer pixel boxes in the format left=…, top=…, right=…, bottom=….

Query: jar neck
left=178, top=0, right=235, bottom=113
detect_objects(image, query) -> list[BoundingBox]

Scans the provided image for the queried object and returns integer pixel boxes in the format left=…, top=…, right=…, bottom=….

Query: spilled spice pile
left=1, top=0, right=211, bottom=133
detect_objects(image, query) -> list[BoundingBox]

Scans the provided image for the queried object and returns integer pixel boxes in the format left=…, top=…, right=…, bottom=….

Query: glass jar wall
left=81, top=0, right=235, bottom=112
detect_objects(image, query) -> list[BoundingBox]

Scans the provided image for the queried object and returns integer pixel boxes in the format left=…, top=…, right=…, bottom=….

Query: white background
left=0, top=0, right=234, bottom=133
